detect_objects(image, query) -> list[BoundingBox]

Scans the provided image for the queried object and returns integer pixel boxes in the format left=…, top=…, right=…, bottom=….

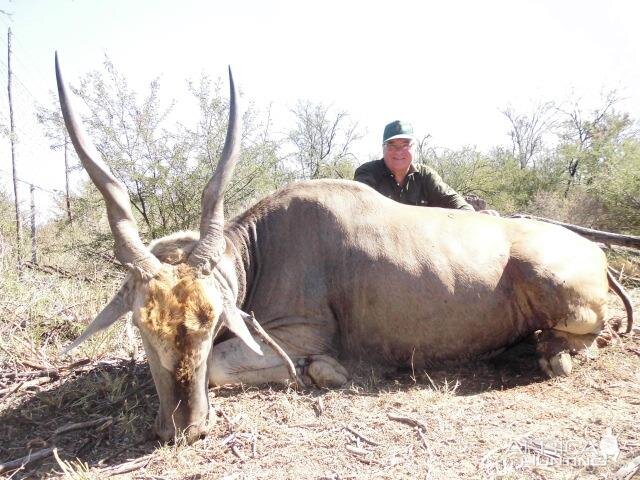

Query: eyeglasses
left=384, top=141, right=415, bottom=152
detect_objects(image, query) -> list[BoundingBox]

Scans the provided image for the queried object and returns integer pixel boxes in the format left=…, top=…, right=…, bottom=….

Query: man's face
left=383, top=138, right=415, bottom=176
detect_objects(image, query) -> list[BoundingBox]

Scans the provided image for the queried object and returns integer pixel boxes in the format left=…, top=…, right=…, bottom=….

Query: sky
left=1, top=0, right=639, bottom=219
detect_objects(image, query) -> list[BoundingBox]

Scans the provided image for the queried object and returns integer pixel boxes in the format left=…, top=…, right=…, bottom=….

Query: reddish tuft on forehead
left=140, top=265, right=220, bottom=385
left=139, top=265, right=217, bottom=340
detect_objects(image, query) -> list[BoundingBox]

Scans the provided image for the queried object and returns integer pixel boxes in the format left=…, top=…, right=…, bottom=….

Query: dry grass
left=0, top=259, right=639, bottom=479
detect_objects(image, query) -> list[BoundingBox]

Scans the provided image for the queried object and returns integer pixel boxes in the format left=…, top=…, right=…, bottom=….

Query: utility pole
left=64, top=136, right=72, bottom=223
left=7, top=28, right=22, bottom=267
left=30, top=184, right=37, bottom=263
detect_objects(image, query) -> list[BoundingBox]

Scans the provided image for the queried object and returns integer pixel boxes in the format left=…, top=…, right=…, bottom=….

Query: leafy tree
left=487, top=147, right=564, bottom=213
left=184, top=75, right=286, bottom=215
left=556, top=92, right=633, bottom=190
left=69, top=57, right=177, bottom=238
left=37, top=58, right=289, bottom=241
left=287, top=101, right=361, bottom=180
left=421, top=146, right=495, bottom=197
left=501, top=101, right=556, bottom=169
left=587, top=136, right=640, bottom=233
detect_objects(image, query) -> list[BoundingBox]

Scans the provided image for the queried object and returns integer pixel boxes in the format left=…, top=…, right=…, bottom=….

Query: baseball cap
left=383, top=120, right=415, bottom=143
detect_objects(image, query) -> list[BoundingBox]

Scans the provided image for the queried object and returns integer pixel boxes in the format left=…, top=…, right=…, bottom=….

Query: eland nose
left=154, top=416, right=208, bottom=445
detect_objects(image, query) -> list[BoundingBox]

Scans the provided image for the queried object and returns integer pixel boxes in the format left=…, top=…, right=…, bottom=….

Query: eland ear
left=61, top=282, right=132, bottom=355
left=221, top=306, right=263, bottom=355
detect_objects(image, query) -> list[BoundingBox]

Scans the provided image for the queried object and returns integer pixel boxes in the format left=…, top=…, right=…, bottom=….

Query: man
left=354, top=120, right=474, bottom=211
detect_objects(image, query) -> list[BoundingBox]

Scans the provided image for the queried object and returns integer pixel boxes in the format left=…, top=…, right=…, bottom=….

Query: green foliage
left=421, top=145, right=566, bottom=214
left=422, top=146, right=494, bottom=196
left=37, top=59, right=290, bottom=241
left=587, top=137, right=640, bottom=233
left=31, top=61, right=640, bottom=246
left=527, top=187, right=607, bottom=228
left=74, top=58, right=193, bottom=238
left=0, top=188, right=16, bottom=270
left=287, top=100, right=361, bottom=180
left=557, top=107, right=633, bottom=187
left=418, top=92, right=639, bottom=232
left=185, top=74, right=286, bottom=216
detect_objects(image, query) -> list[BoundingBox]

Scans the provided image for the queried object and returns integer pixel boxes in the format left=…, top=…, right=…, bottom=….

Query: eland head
left=55, top=53, right=261, bottom=444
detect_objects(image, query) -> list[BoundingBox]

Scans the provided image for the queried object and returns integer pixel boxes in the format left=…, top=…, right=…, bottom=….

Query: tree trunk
left=7, top=28, right=21, bottom=267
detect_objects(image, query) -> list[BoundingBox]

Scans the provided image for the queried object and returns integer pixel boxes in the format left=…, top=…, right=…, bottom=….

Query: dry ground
left=0, top=287, right=638, bottom=479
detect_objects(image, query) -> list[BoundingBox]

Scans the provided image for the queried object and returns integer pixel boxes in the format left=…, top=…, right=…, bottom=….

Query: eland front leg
left=208, top=319, right=348, bottom=387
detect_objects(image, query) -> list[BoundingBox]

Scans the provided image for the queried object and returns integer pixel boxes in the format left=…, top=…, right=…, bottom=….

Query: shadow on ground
left=348, top=338, right=547, bottom=397
left=0, top=359, right=159, bottom=479
left=0, top=339, right=546, bottom=478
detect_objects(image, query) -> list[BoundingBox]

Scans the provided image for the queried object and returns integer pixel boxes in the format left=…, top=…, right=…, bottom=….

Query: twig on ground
left=0, top=376, right=56, bottom=396
left=54, top=416, right=113, bottom=437
left=344, top=425, right=381, bottom=446
left=388, top=412, right=435, bottom=473
left=346, top=445, right=371, bottom=456
left=21, top=260, right=97, bottom=283
left=96, top=439, right=147, bottom=466
left=99, top=454, right=152, bottom=477
left=387, top=413, right=429, bottom=432
left=230, top=444, right=245, bottom=460
left=24, top=376, right=57, bottom=389
left=15, top=369, right=58, bottom=380
left=613, top=454, right=640, bottom=480
left=62, top=358, right=92, bottom=371
left=243, top=311, right=304, bottom=387
left=0, top=381, right=24, bottom=399
left=0, top=358, right=92, bottom=399
left=251, top=432, right=258, bottom=458
left=416, top=427, right=435, bottom=475
left=221, top=432, right=238, bottom=445
left=47, top=301, right=95, bottom=319
left=20, top=360, right=50, bottom=370
left=609, top=267, right=640, bottom=286
left=0, top=447, right=55, bottom=474
left=351, top=455, right=383, bottom=466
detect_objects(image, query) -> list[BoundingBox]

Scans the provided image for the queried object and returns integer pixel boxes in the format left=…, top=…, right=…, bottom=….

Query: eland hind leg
left=537, top=300, right=607, bottom=377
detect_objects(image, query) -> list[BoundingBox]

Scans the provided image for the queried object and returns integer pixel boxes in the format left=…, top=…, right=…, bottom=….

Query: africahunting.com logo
left=480, top=429, right=619, bottom=476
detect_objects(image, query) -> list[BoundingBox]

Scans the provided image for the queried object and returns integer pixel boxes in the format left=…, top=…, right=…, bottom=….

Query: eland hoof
left=305, top=355, right=349, bottom=388
left=540, top=352, right=572, bottom=377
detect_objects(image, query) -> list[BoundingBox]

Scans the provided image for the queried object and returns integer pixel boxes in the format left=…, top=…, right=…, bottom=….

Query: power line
left=0, top=57, right=46, bottom=106
left=0, top=29, right=57, bottom=127
left=0, top=166, right=63, bottom=195
left=0, top=23, right=52, bottom=82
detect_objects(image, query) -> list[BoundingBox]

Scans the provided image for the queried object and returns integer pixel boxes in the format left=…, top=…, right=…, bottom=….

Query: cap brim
left=384, top=134, right=415, bottom=143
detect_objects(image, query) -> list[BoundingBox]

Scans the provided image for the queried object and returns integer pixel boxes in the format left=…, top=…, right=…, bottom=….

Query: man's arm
left=422, top=168, right=474, bottom=211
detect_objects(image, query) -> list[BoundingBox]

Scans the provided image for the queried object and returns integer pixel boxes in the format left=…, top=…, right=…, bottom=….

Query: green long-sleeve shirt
left=353, top=159, right=473, bottom=211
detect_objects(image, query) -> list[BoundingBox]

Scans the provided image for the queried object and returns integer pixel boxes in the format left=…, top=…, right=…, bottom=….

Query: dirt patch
left=0, top=290, right=638, bottom=479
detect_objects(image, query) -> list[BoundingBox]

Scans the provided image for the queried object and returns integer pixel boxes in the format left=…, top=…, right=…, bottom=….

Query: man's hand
left=479, top=209, right=500, bottom=217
